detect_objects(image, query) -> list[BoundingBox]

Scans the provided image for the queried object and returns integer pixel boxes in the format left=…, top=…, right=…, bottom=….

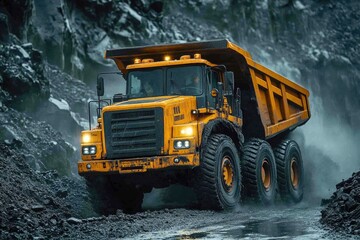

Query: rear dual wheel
left=196, top=136, right=303, bottom=208
left=274, top=140, right=304, bottom=203
left=242, top=138, right=277, bottom=205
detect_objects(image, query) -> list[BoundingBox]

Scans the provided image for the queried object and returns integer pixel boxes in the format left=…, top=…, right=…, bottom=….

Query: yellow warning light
left=134, top=58, right=141, bottom=64
left=142, top=58, right=154, bottom=63
left=180, top=55, right=191, bottom=60
left=194, top=53, right=201, bottom=59
left=164, top=56, right=171, bottom=61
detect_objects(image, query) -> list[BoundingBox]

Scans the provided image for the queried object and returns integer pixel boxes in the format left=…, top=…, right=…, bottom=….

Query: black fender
left=201, top=118, right=244, bottom=156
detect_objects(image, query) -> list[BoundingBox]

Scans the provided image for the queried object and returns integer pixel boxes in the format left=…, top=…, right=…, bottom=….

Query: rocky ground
left=0, top=132, right=219, bottom=239
left=0, top=141, right=89, bottom=239
left=0, top=40, right=91, bottom=239
left=321, top=172, right=360, bottom=235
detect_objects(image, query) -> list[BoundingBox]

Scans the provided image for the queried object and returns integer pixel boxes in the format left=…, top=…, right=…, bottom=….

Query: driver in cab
left=185, top=74, right=201, bottom=95
left=141, top=80, right=155, bottom=96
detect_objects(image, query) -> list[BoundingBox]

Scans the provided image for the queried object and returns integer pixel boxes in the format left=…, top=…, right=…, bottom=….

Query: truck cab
left=79, top=53, right=241, bottom=177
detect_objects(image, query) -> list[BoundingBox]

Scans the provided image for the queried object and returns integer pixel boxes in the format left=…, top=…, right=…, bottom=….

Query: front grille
left=103, top=108, right=164, bottom=159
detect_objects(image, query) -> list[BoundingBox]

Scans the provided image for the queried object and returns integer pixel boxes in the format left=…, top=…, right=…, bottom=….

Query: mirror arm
left=217, top=82, right=223, bottom=110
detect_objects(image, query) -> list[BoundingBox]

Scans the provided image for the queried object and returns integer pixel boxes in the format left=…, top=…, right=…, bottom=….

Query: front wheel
left=194, top=134, right=241, bottom=210
left=110, top=180, right=144, bottom=214
left=85, top=175, right=122, bottom=215
left=119, top=185, right=144, bottom=213
left=86, top=176, right=144, bottom=215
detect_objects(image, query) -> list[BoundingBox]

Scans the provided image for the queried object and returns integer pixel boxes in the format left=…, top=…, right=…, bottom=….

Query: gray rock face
left=0, top=13, right=10, bottom=43
left=0, top=0, right=33, bottom=40
left=0, top=43, right=49, bottom=110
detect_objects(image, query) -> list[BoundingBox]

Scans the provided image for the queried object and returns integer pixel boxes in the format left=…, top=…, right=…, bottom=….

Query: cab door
left=206, top=69, right=220, bottom=109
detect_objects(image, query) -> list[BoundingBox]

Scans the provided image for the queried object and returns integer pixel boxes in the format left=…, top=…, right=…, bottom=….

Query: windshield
left=167, top=66, right=202, bottom=95
left=128, top=69, right=163, bottom=98
left=127, top=65, right=203, bottom=98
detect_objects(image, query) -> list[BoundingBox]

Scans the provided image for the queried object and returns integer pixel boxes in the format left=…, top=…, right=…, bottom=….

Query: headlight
left=90, top=146, right=96, bottom=154
left=82, top=146, right=96, bottom=155
left=174, top=140, right=191, bottom=149
left=83, top=147, right=89, bottom=155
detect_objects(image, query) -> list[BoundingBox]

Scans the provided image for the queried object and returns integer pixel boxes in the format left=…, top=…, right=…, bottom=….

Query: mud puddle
left=125, top=205, right=355, bottom=240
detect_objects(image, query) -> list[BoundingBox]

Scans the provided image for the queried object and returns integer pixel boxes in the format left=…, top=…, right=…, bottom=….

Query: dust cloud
left=300, top=96, right=360, bottom=202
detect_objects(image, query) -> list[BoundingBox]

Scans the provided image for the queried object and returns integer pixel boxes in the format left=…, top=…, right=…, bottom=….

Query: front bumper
left=78, top=154, right=200, bottom=175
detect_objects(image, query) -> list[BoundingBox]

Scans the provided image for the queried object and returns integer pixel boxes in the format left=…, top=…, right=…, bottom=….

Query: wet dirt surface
left=128, top=204, right=355, bottom=240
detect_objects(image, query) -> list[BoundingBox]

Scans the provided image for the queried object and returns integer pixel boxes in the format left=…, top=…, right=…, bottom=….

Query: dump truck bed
left=247, top=59, right=310, bottom=138
left=106, top=39, right=310, bottom=139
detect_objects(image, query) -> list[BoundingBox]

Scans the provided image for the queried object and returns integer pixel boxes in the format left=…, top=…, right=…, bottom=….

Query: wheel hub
left=291, top=158, right=299, bottom=188
left=261, top=159, right=271, bottom=191
left=221, top=157, right=234, bottom=192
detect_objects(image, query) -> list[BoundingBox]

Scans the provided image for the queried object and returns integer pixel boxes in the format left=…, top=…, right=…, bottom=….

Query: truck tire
left=85, top=175, right=122, bottom=215
left=242, top=138, right=277, bottom=205
left=274, top=140, right=304, bottom=203
left=86, top=176, right=144, bottom=214
left=117, top=184, right=144, bottom=214
left=195, top=134, right=241, bottom=210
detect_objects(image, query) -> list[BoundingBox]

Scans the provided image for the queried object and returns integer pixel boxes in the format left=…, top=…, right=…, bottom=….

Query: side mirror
left=217, top=82, right=223, bottom=94
left=97, top=77, right=104, bottom=97
left=236, top=87, right=241, bottom=98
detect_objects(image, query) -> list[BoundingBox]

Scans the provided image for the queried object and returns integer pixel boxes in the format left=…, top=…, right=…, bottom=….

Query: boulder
left=321, top=171, right=360, bottom=235
left=0, top=44, right=49, bottom=110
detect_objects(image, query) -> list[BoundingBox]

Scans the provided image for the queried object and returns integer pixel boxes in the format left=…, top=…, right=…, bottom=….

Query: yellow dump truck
left=78, top=39, right=310, bottom=213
